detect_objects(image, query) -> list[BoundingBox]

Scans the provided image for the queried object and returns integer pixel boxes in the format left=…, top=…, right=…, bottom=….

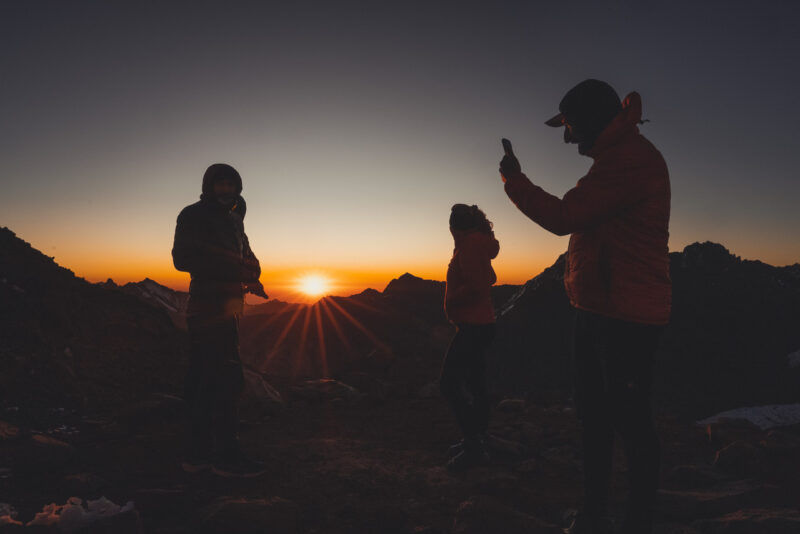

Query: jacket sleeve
left=503, top=164, right=657, bottom=236
left=172, top=209, right=248, bottom=281
left=240, top=233, right=261, bottom=283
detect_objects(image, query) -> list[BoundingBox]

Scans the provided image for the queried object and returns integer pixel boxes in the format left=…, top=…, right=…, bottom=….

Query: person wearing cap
left=499, top=80, right=670, bottom=534
left=172, top=163, right=269, bottom=478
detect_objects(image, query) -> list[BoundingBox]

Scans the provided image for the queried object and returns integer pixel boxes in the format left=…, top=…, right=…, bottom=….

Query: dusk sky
left=2, top=1, right=799, bottom=301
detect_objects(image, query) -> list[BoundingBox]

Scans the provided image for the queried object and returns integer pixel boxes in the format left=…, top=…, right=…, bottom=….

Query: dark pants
left=573, top=308, right=662, bottom=532
left=440, top=323, right=496, bottom=441
left=185, top=310, right=244, bottom=457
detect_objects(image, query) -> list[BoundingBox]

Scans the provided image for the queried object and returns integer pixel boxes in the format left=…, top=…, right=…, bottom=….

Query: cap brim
left=544, top=113, right=565, bottom=127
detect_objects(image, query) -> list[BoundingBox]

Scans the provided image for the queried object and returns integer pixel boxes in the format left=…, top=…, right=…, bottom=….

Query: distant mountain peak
left=383, top=273, right=443, bottom=295
left=678, top=241, right=740, bottom=273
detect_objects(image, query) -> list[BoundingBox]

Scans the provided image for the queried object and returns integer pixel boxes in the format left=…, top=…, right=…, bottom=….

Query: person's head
left=545, top=79, right=622, bottom=154
left=450, top=204, right=493, bottom=233
left=201, top=163, right=243, bottom=207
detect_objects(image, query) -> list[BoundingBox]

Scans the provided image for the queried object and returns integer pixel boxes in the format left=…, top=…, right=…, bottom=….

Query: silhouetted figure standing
left=440, top=204, right=500, bottom=471
left=500, top=80, right=671, bottom=534
left=172, top=163, right=268, bottom=478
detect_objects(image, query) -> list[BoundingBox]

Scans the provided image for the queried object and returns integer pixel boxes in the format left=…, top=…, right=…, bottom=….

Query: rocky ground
left=3, top=228, right=799, bottom=532
left=2, top=387, right=799, bottom=533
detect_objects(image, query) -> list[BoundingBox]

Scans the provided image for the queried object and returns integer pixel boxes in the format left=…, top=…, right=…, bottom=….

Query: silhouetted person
left=172, top=163, right=268, bottom=478
left=440, top=204, right=500, bottom=471
left=500, top=80, right=670, bottom=534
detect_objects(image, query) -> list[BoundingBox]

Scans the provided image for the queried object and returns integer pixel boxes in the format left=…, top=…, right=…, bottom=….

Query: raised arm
left=503, top=162, right=657, bottom=236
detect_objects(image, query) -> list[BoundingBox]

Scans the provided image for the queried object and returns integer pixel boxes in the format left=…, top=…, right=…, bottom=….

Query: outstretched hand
left=245, top=280, right=269, bottom=300
left=499, top=154, right=521, bottom=183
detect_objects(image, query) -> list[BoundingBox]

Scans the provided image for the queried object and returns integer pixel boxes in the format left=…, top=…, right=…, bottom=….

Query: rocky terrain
left=1, top=226, right=799, bottom=533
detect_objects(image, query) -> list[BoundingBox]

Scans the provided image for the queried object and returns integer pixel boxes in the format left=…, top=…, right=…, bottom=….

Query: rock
left=699, top=405, right=800, bottom=431
left=713, top=441, right=763, bottom=477
left=485, top=433, right=527, bottom=458
left=290, top=379, right=361, bottom=404
left=496, top=398, right=526, bottom=413
left=338, top=372, right=393, bottom=402
left=452, top=495, right=560, bottom=534
left=31, top=434, right=73, bottom=450
left=202, top=497, right=301, bottom=534
left=658, top=481, right=778, bottom=521
left=241, top=369, right=284, bottom=415
left=25, top=497, right=141, bottom=534
left=0, top=421, right=19, bottom=440
left=693, top=508, right=800, bottom=533
left=701, top=419, right=762, bottom=449
left=0, top=503, right=22, bottom=526
left=417, top=381, right=440, bottom=399
left=665, top=464, right=731, bottom=490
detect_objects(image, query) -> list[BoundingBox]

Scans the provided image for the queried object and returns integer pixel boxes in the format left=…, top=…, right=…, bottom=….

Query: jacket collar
left=586, top=92, right=643, bottom=159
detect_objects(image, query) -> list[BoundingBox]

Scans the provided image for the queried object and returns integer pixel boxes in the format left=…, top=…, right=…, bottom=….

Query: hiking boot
left=181, top=452, right=211, bottom=474
left=211, top=452, right=267, bottom=478
left=563, top=512, right=614, bottom=534
left=446, top=439, right=490, bottom=472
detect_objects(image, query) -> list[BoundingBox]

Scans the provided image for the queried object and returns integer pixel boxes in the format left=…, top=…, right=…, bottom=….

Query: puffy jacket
left=445, top=229, right=500, bottom=325
left=504, top=92, right=671, bottom=325
left=172, top=176, right=261, bottom=316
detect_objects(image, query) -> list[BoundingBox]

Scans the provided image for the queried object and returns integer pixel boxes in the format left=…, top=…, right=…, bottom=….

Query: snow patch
left=698, top=403, right=800, bottom=430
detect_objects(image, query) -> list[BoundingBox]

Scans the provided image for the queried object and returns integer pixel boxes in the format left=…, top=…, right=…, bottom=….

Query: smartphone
left=501, top=138, right=514, bottom=157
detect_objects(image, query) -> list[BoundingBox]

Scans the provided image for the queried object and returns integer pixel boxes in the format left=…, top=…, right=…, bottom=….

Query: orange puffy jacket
left=445, top=229, right=500, bottom=325
left=504, top=92, right=671, bottom=325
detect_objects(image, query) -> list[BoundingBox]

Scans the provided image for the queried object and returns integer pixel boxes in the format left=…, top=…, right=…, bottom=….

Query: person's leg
left=440, top=326, right=477, bottom=439
left=573, top=310, right=614, bottom=522
left=183, top=315, right=216, bottom=469
left=605, top=320, right=662, bottom=534
left=465, top=324, right=495, bottom=438
left=214, top=313, right=245, bottom=457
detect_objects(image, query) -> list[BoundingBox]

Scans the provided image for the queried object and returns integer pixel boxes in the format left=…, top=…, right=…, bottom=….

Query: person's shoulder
left=177, top=200, right=205, bottom=221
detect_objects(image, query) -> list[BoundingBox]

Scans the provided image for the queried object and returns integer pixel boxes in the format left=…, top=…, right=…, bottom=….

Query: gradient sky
left=2, top=1, right=799, bottom=301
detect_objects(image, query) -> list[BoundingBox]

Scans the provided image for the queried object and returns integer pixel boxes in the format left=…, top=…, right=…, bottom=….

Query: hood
left=451, top=229, right=500, bottom=259
left=201, top=163, right=243, bottom=198
left=586, top=92, right=643, bottom=158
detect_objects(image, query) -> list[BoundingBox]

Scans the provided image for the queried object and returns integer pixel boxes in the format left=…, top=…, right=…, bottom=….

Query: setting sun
left=297, top=274, right=331, bottom=297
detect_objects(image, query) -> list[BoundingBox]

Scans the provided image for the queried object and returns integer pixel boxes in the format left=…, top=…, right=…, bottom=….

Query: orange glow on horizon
left=70, top=260, right=551, bottom=303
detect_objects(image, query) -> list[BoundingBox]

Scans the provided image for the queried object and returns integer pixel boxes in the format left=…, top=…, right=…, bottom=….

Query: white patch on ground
left=698, top=404, right=800, bottom=430
left=788, top=349, right=800, bottom=368
left=26, top=496, right=134, bottom=532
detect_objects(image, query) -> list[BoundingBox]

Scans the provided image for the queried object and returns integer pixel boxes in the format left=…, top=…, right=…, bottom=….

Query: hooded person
left=172, top=162, right=268, bottom=478
left=440, top=204, right=500, bottom=471
left=499, top=80, right=670, bottom=534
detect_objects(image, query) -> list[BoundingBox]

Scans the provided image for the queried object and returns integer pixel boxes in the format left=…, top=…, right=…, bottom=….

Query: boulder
left=713, top=441, right=763, bottom=477
left=290, top=379, right=361, bottom=404
left=658, top=481, right=778, bottom=521
left=241, top=369, right=284, bottom=415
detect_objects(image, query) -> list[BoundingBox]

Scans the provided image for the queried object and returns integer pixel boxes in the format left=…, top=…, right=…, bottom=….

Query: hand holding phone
left=499, top=138, right=521, bottom=182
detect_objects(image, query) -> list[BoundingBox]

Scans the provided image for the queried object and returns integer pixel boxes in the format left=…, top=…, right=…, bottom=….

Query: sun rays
left=255, top=293, right=389, bottom=380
